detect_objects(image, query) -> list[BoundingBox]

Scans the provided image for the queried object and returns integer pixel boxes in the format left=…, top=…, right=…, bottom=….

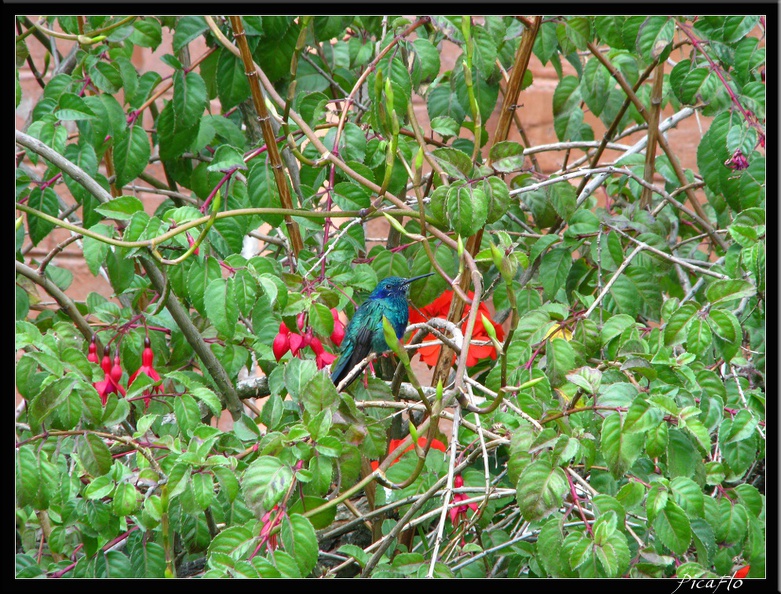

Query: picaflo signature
left=671, top=574, right=746, bottom=594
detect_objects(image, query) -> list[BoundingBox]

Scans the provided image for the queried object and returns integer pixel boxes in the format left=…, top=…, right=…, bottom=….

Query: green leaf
left=670, top=477, right=705, bottom=518
left=242, top=456, right=294, bottom=516
left=430, top=115, right=460, bottom=137
left=539, top=248, right=572, bottom=300
left=15, top=446, right=40, bottom=508
left=130, top=541, right=166, bottom=578
left=686, top=318, right=712, bottom=356
left=704, top=280, right=756, bottom=307
left=26, top=187, right=59, bottom=246
left=172, top=16, right=208, bottom=52
left=130, top=18, right=162, bottom=49
left=301, top=370, right=340, bottom=417
left=55, top=92, right=97, bottom=120
left=654, top=500, right=692, bottom=555
left=546, top=337, right=576, bottom=388
left=95, top=196, right=145, bottom=221
left=82, top=224, right=114, bottom=275
left=78, top=433, right=113, bottom=477
left=113, top=482, right=139, bottom=516
left=481, top=177, right=511, bottom=224
left=281, top=514, right=318, bottom=576
left=446, top=182, right=488, bottom=237
left=724, top=409, right=759, bottom=444
left=216, top=50, right=251, bottom=111
left=204, top=278, right=238, bottom=340
left=489, top=141, right=525, bottom=173
left=174, top=393, right=201, bottom=438
left=516, top=459, right=568, bottom=521
left=663, top=302, right=699, bottom=346
left=113, top=123, right=150, bottom=187
left=636, top=16, right=674, bottom=61
left=716, top=499, right=748, bottom=544
left=284, top=358, right=318, bottom=400
left=601, top=413, right=645, bottom=477
left=173, top=70, right=208, bottom=133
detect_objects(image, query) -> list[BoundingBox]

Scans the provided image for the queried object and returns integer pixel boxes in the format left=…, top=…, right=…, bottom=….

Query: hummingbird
left=330, top=273, right=434, bottom=389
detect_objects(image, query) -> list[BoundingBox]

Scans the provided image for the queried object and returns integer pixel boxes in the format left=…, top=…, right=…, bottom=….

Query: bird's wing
left=330, top=301, right=380, bottom=387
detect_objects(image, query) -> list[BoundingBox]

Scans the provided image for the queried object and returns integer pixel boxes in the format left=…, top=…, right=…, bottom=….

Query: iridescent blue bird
left=330, top=273, right=434, bottom=389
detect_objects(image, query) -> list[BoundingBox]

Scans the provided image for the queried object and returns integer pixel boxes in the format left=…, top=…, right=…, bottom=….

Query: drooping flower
left=272, top=317, right=338, bottom=369
left=129, top=337, right=162, bottom=407
left=273, top=323, right=291, bottom=361
left=370, top=436, right=447, bottom=471
left=259, top=505, right=282, bottom=552
left=93, top=346, right=125, bottom=405
left=330, top=308, right=345, bottom=346
left=310, top=337, right=337, bottom=370
left=408, top=291, right=504, bottom=367
left=449, top=474, right=478, bottom=528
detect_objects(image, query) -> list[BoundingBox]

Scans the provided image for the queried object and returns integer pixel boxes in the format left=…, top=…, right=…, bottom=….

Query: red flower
left=408, top=291, right=504, bottom=367
left=129, top=337, right=162, bottom=407
left=311, top=337, right=337, bottom=370
left=449, top=474, right=478, bottom=528
left=94, top=346, right=125, bottom=405
left=259, top=505, right=281, bottom=552
left=273, top=323, right=291, bottom=361
left=370, top=436, right=447, bottom=471
left=273, top=319, right=338, bottom=369
left=330, top=308, right=345, bottom=346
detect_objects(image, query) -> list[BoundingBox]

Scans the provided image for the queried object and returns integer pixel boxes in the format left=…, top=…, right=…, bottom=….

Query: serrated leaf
left=601, top=413, right=645, bottom=477
left=516, top=459, right=568, bottom=521
left=489, top=141, right=525, bottom=173
left=281, top=514, right=318, bottom=576
left=654, top=500, right=692, bottom=555
left=204, top=278, right=238, bottom=340
left=242, top=456, right=294, bottom=516
left=704, top=280, right=756, bottom=307
left=78, top=433, right=113, bottom=477
left=663, top=302, right=700, bottom=346
left=539, top=248, right=572, bottom=300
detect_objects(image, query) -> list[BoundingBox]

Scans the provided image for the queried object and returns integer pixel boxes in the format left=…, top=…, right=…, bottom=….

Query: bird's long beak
left=402, top=272, right=435, bottom=285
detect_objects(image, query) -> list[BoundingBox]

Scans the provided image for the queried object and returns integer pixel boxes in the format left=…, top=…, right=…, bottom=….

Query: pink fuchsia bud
left=272, top=331, right=290, bottom=361
left=310, top=336, right=324, bottom=355
left=88, top=335, right=99, bottom=363
left=297, top=312, right=306, bottom=332
left=109, top=350, right=126, bottom=397
left=100, top=345, right=111, bottom=374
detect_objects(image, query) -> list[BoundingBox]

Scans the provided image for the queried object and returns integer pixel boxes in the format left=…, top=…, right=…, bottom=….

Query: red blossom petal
left=288, top=332, right=303, bottom=356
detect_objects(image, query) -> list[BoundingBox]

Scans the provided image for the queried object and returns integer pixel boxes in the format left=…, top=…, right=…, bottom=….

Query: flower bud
left=273, top=331, right=290, bottom=361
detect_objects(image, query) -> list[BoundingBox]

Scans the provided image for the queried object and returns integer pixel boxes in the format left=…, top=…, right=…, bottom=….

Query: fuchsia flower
left=449, top=474, right=478, bottom=528
left=259, top=505, right=282, bottom=552
left=129, top=337, right=162, bottom=407
left=272, top=309, right=342, bottom=369
left=93, top=346, right=125, bottom=405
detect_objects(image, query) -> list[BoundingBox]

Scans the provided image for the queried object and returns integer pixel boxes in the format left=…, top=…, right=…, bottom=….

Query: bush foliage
left=15, top=15, right=765, bottom=578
